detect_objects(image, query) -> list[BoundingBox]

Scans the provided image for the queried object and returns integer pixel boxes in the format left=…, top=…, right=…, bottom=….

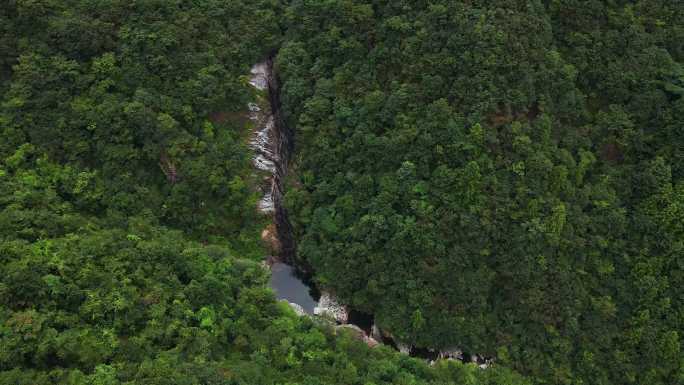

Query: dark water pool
left=348, top=309, right=373, bottom=334
left=268, top=262, right=318, bottom=314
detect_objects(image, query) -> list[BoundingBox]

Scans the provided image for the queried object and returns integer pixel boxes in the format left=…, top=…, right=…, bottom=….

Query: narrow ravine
left=247, top=58, right=491, bottom=368
left=247, top=57, right=372, bottom=328
left=248, top=57, right=296, bottom=263
left=248, top=58, right=322, bottom=317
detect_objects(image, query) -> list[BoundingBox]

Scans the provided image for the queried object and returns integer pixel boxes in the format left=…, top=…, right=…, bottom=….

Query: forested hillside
left=279, top=1, right=683, bottom=384
left=0, top=1, right=529, bottom=384
left=1, top=1, right=682, bottom=385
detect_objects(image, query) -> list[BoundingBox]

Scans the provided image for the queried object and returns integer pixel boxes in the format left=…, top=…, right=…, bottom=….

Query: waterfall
left=248, top=57, right=296, bottom=264
left=248, top=58, right=491, bottom=368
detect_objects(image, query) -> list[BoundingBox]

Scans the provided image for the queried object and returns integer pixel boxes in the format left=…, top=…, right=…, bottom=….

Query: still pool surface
left=268, top=262, right=317, bottom=314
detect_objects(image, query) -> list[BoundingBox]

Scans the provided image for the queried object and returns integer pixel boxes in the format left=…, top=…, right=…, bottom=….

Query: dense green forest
left=1, top=1, right=682, bottom=385
left=279, top=1, right=683, bottom=385
left=0, top=1, right=529, bottom=384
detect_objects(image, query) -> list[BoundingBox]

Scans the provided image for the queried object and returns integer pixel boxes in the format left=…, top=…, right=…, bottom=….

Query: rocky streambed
left=247, top=58, right=491, bottom=368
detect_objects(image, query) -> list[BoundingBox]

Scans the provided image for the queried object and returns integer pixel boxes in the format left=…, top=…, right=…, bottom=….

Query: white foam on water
left=248, top=62, right=277, bottom=214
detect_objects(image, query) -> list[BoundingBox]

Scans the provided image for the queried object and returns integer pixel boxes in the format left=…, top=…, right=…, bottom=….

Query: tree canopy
left=2, top=1, right=682, bottom=384
left=0, top=1, right=531, bottom=384
left=279, top=1, right=683, bottom=384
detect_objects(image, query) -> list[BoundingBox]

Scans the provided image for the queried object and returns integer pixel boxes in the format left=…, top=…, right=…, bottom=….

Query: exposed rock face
left=252, top=59, right=491, bottom=367
left=248, top=63, right=277, bottom=213
left=396, top=342, right=411, bottom=355
left=371, top=324, right=382, bottom=342
left=365, top=337, right=380, bottom=348
left=313, top=292, right=348, bottom=324
left=283, top=300, right=307, bottom=317
left=471, top=355, right=494, bottom=369
left=261, top=224, right=281, bottom=255
left=439, top=347, right=463, bottom=361
left=248, top=58, right=296, bottom=263
left=248, top=62, right=269, bottom=91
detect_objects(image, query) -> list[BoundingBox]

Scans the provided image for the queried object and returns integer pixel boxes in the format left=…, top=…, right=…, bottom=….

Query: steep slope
left=279, top=1, right=683, bottom=384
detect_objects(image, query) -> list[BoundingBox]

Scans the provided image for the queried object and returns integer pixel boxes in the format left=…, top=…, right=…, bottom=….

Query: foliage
left=0, top=1, right=528, bottom=384
left=4, top=1, right=682, bottom=384
left=279, top=1, right=684, bottom=384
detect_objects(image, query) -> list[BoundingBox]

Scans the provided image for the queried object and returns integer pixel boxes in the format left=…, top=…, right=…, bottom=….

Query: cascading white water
left=248, top=62, right=269, bottom=91
left=248, top=62, right=277, bottom=213
left=247, top=57, right=297, bottom=260
left=246, top=59, right=490, bottom=367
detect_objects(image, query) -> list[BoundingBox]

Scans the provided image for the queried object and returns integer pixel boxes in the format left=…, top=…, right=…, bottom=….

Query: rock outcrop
left=439, top=347, right=463, bottom=361
left=248, top=58, right=296, bottom=263
left=396, top=342, right=411, bottom=355
left=314, top=292, right=348, bottom=324
left=371, top=323, right=383, bottom=342
left=252, top=58, right=492, bottom=368
left=261, top=224, right=281, bottom=255
left=248, top=63, right=277, bottom=214
left=283, top=300, right=307, bottom=317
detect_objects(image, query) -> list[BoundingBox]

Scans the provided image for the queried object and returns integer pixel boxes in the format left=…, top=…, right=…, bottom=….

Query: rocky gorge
left=247, top=57, right=491, bottom=369
left=247, top=57, right=296, bottom=262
